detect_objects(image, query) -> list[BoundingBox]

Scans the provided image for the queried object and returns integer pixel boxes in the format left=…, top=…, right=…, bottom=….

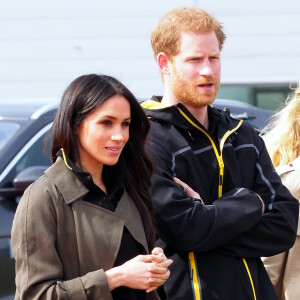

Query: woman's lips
left=105, top=146, right=122, bottom=154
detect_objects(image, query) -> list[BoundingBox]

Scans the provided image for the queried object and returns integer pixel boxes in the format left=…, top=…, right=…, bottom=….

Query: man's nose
left=199, top=60, right=213, bottom=76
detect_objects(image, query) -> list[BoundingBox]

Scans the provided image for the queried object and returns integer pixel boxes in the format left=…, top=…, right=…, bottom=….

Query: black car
left=0, top=99, right=58, bottom=299
left=213, top=98, right=274, bottom=132
left=0, top=98, right=273, bottom=299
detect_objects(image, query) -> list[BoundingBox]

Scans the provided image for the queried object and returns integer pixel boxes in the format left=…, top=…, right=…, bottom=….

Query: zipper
left=177, top=107, right=239, bottom=198
left=188, top=252, right=202, bottom=300
left=243, top=258, right=257, bottom=300
left=178, top=108, right=256, bottom=300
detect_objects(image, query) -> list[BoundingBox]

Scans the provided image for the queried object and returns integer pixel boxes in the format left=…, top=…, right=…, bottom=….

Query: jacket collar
left=45, top=156, right=89, bottom=205
left=56, top=149, right=124, bottom=203
left=142, top=97, right=242, bottom=136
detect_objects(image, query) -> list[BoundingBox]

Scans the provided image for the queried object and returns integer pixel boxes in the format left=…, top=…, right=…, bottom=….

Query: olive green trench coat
left=11, top=157, right=160, bottom=300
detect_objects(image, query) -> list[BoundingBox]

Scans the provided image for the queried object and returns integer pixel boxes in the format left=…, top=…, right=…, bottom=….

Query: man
left=141, top=7, right=299, bottom=300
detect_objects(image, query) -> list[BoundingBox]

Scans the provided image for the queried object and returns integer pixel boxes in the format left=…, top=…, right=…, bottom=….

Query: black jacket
left=142, top=99, right=299, bottom=300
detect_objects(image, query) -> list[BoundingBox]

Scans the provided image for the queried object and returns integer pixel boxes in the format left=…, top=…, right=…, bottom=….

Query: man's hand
left=173, top=177, right=204, bottom=203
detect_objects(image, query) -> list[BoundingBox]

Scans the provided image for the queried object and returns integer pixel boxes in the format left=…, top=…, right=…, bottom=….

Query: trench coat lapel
left=115, top=190, right=149, bottom=253
left=71, top=200, right=124, bottom=274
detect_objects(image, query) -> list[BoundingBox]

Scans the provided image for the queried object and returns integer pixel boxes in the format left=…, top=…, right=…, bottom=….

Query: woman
left=261, top=83, right=300, bottom=300
left=11, top=74, right=172, bottom=299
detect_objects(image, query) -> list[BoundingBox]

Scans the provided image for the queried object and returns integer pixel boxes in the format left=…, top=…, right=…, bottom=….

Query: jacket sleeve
left=277, top=156, right=300, bottom=236
left=11, top=179, right=112, bottom=300
left=148, top=127, right=264, bottom=253
left=217, top=139, right=299, bottom=258
left=277, top=156, right=300, bottom=202
left=261, top=156, right=300, bottom=286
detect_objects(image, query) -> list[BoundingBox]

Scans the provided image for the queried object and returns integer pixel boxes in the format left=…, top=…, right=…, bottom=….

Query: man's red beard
left=170, top=66, right=219, bottom=108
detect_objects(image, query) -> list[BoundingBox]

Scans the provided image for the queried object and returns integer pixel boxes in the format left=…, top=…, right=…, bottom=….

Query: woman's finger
left=148, top=265, right=171, bottom=274
left=151, top=247, right=164, bottom=255
left=146, top=286, right=158, bottom=293
left=153, top=258, right=173, bottom=268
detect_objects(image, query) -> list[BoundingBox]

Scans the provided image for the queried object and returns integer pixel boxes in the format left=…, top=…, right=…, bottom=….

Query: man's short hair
left=151, top=7, right=226, bottom=60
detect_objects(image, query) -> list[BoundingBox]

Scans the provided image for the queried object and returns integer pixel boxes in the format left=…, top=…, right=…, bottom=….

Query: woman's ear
left=157, top=52, right=171, bottom=74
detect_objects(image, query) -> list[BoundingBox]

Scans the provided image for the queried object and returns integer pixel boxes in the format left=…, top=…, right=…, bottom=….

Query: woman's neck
left=77, top=160, right=107, bottom=193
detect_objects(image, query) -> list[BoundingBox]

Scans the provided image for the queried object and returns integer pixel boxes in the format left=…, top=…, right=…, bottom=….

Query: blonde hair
left=151, top=7, right=226, bottom=60
left=262, top=83, right=300, bottom=167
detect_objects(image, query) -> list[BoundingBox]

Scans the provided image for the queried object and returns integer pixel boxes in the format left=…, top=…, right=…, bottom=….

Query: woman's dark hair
left=50, top=74, right=155, bottom=249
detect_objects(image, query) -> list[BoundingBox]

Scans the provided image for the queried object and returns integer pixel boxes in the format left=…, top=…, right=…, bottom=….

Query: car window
left=15, top=133, right=52, bottom=175
left=0, top=122, right=20, bottom=151
left=0, top=123, right=53, bottom=187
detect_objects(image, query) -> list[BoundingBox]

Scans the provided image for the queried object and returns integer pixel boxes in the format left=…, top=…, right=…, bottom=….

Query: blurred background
left=0, top=0, right=299, bottom=109
left=0, top=1, right=299, bottom=298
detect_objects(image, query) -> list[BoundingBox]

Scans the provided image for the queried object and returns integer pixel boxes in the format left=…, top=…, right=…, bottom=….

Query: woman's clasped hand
left=106, top=247, right=172, bottom=293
